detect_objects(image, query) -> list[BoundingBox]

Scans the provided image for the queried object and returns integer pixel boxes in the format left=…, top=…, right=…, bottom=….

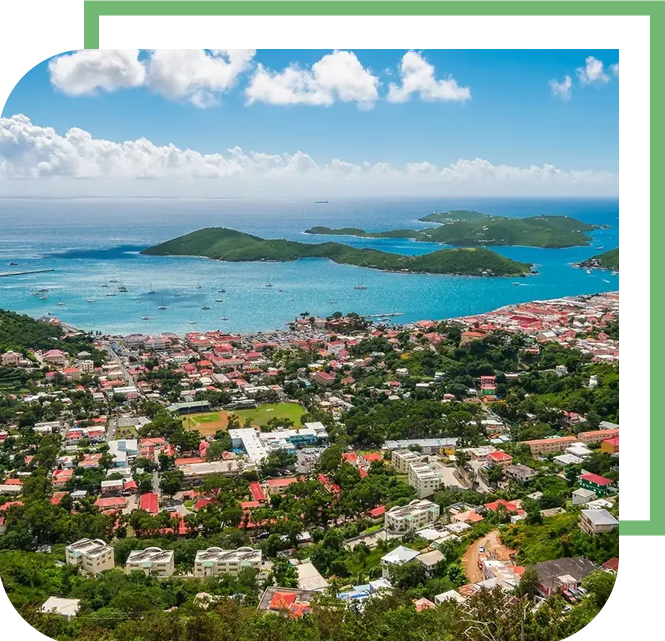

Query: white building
left=380, top=545, right=420, bottom=578
left=41, top=597, right=81, bottom=619
left=385, top=499, right=440, bottom=533
left=65, top=538, right=115, bottom=575
left=126, top=547, right=175, bottom=577
left=391, top=449, right=422, bottom=474
left=408, top=461, right=441, bottom=499
left=194, top=547, right=262, bottom=577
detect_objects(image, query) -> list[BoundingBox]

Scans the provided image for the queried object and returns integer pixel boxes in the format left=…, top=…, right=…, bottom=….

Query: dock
left=0, top=268, right=54, bottom=278
left=365, top=312, right=404, bottom=318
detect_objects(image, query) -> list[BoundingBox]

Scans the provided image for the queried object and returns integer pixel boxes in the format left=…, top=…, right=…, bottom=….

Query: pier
left=0, top=268, right=54, bottom=278
left=365, top=312, right=404, bottom=318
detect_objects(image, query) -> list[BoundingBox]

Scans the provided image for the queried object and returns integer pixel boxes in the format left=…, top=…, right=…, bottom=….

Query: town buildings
left=385, top=499, right=441, bottom=533
left=194, top=547, right=262, bottom=577
left=65, top=538, right=115, bottom=575
left=126, top=547, right=175, bottom=576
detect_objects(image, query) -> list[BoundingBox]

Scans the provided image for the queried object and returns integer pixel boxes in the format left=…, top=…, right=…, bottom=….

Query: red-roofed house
left=484, top=499, right=520, bottom=513
left=140, top=492, right=160, bottom=514
left=487, top=451, right=513, bottom=467
left=578, top=473, right=616, bottom=496
left=313, top=371, right=335, bottom=387
left=94, top=496, right=127, bottom=510
left=367, top=505, right=386, bottom=521
left=266, top=477, right=299, bottom=495
left=600, top=436, right=619, bottom=455
left=249, top=480, right=266, bottom=502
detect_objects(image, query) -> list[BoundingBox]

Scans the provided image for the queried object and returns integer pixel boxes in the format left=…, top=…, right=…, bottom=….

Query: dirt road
left=462, top=529, right=516, bottom=583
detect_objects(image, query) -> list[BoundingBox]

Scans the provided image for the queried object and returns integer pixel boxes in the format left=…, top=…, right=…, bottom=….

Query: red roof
left=342, top=452, right=357, bottom=463
left=50, top=492, right=68, bottom=505
left=602, top=436, right=619, bottom=448
left=358, top=468, right=368, bottom=478
left=603, top=558, right=619, bottom=572
left=487, top=451, right=512, bottom=462
left=175, top=457, right=205, bottom=466
left=270, top=592, right=298, bottom=610
left=484, top=499, right=519, bottom=513
left=579, top=472, right=614, bottom=487
left=94, top=496, right=126, bottom=509
left=0, top=501, right=23, bottom=511
left=140, top=492, right=160, bottom=513
left=361, top=453, right=382, bottom=463
left=367, top=505, right=386, bottom=518
left=241, top=500, right=261, bottom=510
left=249, top=481, right=266, bottom=502
left=267, top=477, right=299, bottom=488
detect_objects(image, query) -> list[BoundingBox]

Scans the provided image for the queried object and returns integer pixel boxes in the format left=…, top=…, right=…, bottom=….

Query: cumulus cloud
left=245, top=50, right=380, bottom=109
left=387, top=51, right=470, bottom=103
left=611, top=63, right=619, bottom=78
left=145, top=49, right=255, bottom=107
left=48, top=49, right=146, bottom=96
left=47, top=49, right=255, bottom=107
left=0, top=115, right=616, bottom=197
left=549, top=75, right=572, bottom=102
left=576, top=56, right=610, bottom=86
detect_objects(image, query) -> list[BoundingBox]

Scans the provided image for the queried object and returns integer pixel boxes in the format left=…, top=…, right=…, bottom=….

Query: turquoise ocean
left=0, top=197, right=618, bottom=335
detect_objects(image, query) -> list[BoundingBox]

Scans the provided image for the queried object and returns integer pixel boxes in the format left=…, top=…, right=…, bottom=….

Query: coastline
left=38, top=290, right=619, bottom=342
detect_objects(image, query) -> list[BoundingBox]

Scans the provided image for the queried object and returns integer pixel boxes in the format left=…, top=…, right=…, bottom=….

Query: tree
left=160, top=470, right=184, bottom=498
left=318, top=445, right=343, bottom=472
left=516, top=567, right=539, bottom=599
left=582, top=570, right=616, bottom=608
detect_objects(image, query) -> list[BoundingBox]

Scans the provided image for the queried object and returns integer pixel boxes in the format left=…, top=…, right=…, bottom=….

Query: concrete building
left=533, top=557, right=598, bottom=597
left=572, top=488, right=597, bottom=505
left=126, top=547, right=175, bottom=577
left=391, top=449, right=422, bottom=474
left=40, top=597, right=81, bottom=619
left=385, top=499, right=440, bottom=533
left=66, top=538, right=114, bottom=575
left=178, top=459, right=248, bottom=487
left=503, top=464, right=537, bottom=485
left=383, top=438, right=458, bottom=455
left=381, top=545, right=420, bottom=578
left=579, top=509, right=619, bottom=535
left=522, top=436, right=577, bottom=456
left=408, top=461, right=441, bottom=499
left=194, top=547, right=262, bottom=577
left=577, top=428, right=619, bottom=446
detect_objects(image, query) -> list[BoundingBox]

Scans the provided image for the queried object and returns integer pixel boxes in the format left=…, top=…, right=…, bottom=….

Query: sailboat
left=265, top=277, right=273, bottom=288
left=101, top=283, right=109, bottom=288
left=201, top=305, right=211, bottom=311
left=196, top=280, right=203, bottom=290
left=57, top=301, right=66, bottom=306
left=87, top=298, right=96, bottom=303
left=354, top=279, right=367, bottom=290
left=158, top=297, right=167, bottom=310
left=147, top=284, right=155, bottom=295
left=142, top=314, right=151, bottom=320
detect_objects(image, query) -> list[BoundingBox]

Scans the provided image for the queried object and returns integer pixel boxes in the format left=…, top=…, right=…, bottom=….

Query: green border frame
left=74, top=26, right=640, bottom=543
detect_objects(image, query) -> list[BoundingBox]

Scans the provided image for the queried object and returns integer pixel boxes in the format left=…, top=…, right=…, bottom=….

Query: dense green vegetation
left=142, top=228, right=533, bottom=277
left=306, top=211, right=600, bottom=249
left=578, top=247, right=619, bottom=271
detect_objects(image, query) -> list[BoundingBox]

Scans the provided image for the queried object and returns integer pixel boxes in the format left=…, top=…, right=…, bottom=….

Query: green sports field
left=182, top=402, right=305, bottom=435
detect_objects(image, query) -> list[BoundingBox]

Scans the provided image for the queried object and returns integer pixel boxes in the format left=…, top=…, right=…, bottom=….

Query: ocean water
left=0, top=197, right=618, bottom=335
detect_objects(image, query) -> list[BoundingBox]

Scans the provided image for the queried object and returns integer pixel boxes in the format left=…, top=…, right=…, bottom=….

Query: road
left=102, top=341, right=134, bottom=386
left=462, top=529, right=516, bottom=583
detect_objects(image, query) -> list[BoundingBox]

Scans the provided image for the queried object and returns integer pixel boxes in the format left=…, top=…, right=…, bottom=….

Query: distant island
left=306, top=210, right=602, bottom=249
left=142, top=228, right=533, bottom=277
left=578, top=248, right=619, bottom=271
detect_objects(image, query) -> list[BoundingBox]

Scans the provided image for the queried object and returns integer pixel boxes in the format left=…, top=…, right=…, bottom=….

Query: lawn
left=182, top=403, right=305, bottom=435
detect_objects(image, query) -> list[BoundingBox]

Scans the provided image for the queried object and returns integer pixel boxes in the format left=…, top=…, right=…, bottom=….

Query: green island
left=142, top=227, right=533, bottom=277
left=578, top=248, right=619, bottom=272
left=306, top=210, right=601, bottom=249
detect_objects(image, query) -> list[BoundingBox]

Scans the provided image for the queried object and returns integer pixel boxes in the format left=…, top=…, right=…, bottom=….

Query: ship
left=220, top=316, right=228, bottom=321
left=201, top=305, right=210, bottom=310
left=215, top=298, right=224, bottom=303
left=315, top=200, right=329, bottom=204
left=87, top=299, right=96, bottom=303
left=118, top=286, right=128, bottom=292
left=57, top=301, right=66, bottom=306
left=142, top=315, right=151, bottom=321
left=354, top=285, right=368, bottom=290
left=158, top=305, right=167, bottom=310
left=106, top=292, right=117, bottom=297
left=109, top=279, right=118, bottom=283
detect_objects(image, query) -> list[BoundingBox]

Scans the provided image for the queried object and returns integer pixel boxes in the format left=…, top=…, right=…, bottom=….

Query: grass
left=183, top=402, right=305, bottom=435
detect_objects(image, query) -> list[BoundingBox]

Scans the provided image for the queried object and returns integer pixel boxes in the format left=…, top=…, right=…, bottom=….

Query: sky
left=0, top=49, right=619, bottom=198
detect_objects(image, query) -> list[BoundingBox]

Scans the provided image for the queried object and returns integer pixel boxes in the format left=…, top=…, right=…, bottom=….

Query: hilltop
left=306, top=211, right=601, bottom=249
left=578, top=248, right=619, bottom=271
left=142, top=228, right=533, bottom=277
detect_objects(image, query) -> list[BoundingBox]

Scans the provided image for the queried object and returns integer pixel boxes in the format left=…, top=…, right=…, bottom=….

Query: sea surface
left=0, top=197, right=619, bottom=335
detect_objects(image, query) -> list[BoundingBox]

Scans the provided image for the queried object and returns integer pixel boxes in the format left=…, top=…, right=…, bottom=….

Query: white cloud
left=549, top=75, right=572, bottom=102
left=576, top=56, right=610, bottom=86
left=47, top=49, right=255, bottom=107
left=245, top=50, right=380, bottom=109
left=611, top=63, right=619, bottom=78
left=387, top=51, right=470, bottom=103
left=48, top=49, right=146, bottom=96
left=0, top=115, right=617, bottom=197
left=145, top=49, right=255, bottom=107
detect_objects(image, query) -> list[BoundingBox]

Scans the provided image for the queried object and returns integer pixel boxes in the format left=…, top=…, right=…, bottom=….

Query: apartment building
left=408, top=461, right=441, bottom=499
left=503, top=464, right=537, bottom=485
left=126, top=547, right=175, bottom=577
left=65, top=538, right=115, bottom=575
left=577, top=428, right=620, bottom=446
left=522, top=436, right=577, bottom=456
left=579, top=509, right=619, bottom=535
left=385, top=499, right=440, bottom=533
left=194, top=547, right=262, bottom=577
left=391, top=449, right=422, bottom=474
